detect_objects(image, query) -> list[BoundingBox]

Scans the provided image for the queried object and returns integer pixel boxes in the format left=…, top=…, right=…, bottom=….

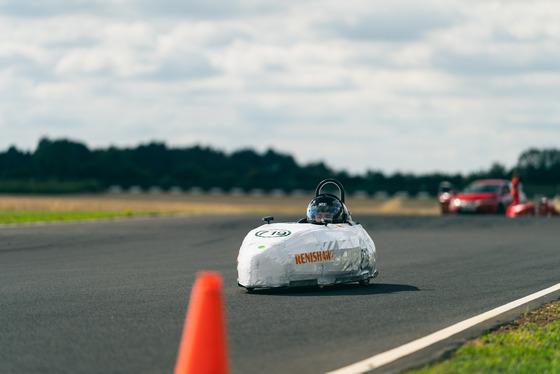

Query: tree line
left=0, top=137, right=559, bottom=196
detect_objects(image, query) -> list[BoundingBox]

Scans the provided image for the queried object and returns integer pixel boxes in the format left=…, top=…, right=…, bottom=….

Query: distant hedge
left=0, top=179, right=103, bottom=194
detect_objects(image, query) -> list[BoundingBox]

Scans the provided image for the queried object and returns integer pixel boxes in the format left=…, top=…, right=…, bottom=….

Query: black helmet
left=307, top=194, right=345, bottom=223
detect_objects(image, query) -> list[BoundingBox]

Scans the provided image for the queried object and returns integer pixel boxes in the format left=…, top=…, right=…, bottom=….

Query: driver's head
left=307, top=195, right=344, bottom=223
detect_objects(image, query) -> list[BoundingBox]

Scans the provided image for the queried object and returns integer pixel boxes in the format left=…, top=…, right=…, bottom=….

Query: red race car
left=448, top=179, right=520, bottom=214
left=506, top=196, right=560, bottom=217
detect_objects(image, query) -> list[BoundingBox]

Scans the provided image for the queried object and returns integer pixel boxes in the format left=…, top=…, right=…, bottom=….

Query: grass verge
left=0, top=210, right=142, bottom=224
left=0, top=193, right=441, bottom=218
left=405, top=300, right=560, bottom=373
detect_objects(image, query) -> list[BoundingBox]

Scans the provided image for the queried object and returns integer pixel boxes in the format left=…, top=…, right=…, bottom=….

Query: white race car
left=237, top=179, right=378, bottom=291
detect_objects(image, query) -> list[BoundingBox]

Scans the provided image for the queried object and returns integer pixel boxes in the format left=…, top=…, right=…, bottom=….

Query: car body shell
left=506, top=202, right=535, bottom=217
left=237, top=221, right=377, bottom=290
left=448, top=179, right=519, bottom=214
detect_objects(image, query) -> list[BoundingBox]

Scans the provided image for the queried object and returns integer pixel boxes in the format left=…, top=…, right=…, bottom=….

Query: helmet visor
left=309, top=202, right=338, bottom=220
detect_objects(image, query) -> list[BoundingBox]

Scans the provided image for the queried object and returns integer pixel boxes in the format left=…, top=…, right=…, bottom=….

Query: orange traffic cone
left=174, top=271, right=229, bottom=374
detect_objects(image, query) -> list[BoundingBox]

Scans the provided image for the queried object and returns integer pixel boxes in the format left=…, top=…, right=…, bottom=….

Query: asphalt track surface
left=1, top=214, right=559, bottom=374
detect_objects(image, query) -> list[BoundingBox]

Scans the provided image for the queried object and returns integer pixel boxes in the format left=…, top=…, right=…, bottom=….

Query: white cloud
left=1, top=0, right=560, bottom=175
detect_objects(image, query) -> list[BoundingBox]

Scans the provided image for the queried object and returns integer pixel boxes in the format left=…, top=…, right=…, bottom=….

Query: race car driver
left=306, top=194, right=345, bottom=223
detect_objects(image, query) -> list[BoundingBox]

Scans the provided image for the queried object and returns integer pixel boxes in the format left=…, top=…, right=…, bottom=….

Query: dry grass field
left=0, top=193, right=441, bottom=216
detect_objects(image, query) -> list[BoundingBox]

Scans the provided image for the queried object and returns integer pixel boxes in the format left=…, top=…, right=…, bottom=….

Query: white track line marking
left=325, top=282, right=560, bottom=374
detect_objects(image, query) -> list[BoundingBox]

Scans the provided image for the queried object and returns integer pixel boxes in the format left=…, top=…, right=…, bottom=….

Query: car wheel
left=359, top=278, right=370, bottom=286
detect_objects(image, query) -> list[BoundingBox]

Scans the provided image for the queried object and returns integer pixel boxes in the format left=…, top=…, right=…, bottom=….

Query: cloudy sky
left=2, top=0, right=560, bottom=175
